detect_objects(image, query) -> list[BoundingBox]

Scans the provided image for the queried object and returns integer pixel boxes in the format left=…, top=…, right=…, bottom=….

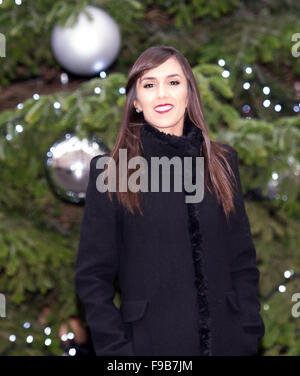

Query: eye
left=143, top=81, right=180, bottom=88
left=143, top=83, right=154, bottom=88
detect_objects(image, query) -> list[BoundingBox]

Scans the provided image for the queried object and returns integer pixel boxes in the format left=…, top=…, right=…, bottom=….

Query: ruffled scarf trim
left=140, top=115, right=212, bottom=356
left=140, top=115, right=204, bottom=159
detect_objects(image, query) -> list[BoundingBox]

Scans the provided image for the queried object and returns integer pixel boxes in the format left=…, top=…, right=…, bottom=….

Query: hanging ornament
left=46, top=133, right=109, bottom=204
left=51, top=5, right=121, bottom=76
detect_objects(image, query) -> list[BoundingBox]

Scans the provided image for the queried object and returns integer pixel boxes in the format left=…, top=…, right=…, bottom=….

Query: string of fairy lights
left=1, top=323, right=78, bottom=356
left=217, top=58, right=300, bottom=115
left=262, top=270, right=300, bottom=314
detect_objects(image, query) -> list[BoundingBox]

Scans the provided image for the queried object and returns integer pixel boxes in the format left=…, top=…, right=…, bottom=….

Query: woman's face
left=134, top=57, right=188, bottom=136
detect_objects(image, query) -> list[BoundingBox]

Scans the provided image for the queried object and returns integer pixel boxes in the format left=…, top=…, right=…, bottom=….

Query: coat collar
left=140, top=115, right=204, bottom=160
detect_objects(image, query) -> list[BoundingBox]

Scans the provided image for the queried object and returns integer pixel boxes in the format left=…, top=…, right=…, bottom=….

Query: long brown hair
left=105, top=45, right=238, bottom=223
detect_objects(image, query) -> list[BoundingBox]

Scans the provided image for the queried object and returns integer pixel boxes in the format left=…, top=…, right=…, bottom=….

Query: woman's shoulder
left=90, top=153, right=111, bottom=167
left=88, top=153, right=113, bottom=178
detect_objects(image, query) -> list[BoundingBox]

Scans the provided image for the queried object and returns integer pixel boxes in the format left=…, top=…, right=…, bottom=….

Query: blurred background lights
left=23, top=322, right=31, bottom=329
left=6, top=134, right=12, bottom=141
left=15, top=124, right=23, bottom=133
left=243, top=82, right=251, bottom=90
left=67, top=332, right=75, bottom=340
left=94, top=86, right=101, bottom=94
left=15, top=0, right=22, bottom=5
left=222, top=70, right=230, bottom=78
left=274, top=104, right=282, bottom=112
left=44, top=338, right=52, bottom=346
left=284, top=270, right=292, bottom=278
left=272, top=172, right=279, bottom=180
left=9, top=334, right=16, bottom=342
left=26, top=335, right=34, bottom=343
left=218, top=58, right=226, bottom=67
left=60, top=72, right=69, bottom=85
left=263, top=86, right=270, bottom=95
left=99, top=71, right=106, bottom=78
left=242, top=104, right=251, bottom=113
left=293, top=105, right=299, bottom=112
left=68, top=348, right=76, bottom=356
left=33, top=93, right=40, bottom=100
left=278, top=285, right=286, bottom=293
left=61, top=334, right=68, bottom=342
left=263, top=99, right=271, bottom=108
left=245, top=66, right=252, bottom=74
left=17, top=103, right=23, bottom=110
left=53, top=101, right=61, bottom=109
left=118, top=87, right=126, bottom=94
left=263, top=304, right=270, bottom=311
left=44, top=327, right=51, bottom=335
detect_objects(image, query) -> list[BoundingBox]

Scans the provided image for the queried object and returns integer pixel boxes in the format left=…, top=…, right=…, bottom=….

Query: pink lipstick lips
left=154, top=104, right=174, bottom=114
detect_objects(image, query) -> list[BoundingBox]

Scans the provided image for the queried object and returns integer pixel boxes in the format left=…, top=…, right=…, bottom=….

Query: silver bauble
left=46, top=134, right=109, bottom=204
left=51, top=6, right=121, bottom=76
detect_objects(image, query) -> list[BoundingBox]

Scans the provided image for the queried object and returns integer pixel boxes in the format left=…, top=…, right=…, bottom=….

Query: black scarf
left=139, top=115, right=212, bottom=356
left=140, top=115, right=205, bottom=193
left=140, top=114, right=204, bottom=160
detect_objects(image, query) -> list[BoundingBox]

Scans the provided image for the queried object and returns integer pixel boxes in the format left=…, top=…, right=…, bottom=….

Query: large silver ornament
left=46, top=134, right=109, bottom=204
left=51, top=6, right=121, bottom=76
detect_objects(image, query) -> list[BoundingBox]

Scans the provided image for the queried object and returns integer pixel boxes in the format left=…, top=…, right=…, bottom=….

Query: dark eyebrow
left=140, top=74, right=182, bottom=83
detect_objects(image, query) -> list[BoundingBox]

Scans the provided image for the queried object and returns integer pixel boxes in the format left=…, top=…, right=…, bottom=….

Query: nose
left=157, top=82, right=167, bottom=98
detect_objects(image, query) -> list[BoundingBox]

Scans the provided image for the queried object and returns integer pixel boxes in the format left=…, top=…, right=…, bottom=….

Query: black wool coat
left=75, top=116, right=265, bottom=356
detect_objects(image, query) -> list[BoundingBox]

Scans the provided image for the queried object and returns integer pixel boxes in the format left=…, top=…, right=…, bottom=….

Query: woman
left=75, top=45, right=265, bottom=356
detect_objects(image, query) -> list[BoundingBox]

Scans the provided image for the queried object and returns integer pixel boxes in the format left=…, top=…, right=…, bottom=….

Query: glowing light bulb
left=26, top=335, right=33, bottom=343
left=243, top=82, right=251, bottom=90
left=278, top=285, right=286, bottom=293
left=222, top=70, right=230, bottom=78
left=68, top=348, right=76, bottom=356
left=9, top=334, right=16, bottom=342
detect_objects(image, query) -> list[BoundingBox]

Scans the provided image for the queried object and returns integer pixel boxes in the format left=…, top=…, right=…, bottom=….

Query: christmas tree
left=0, top=0, right=299, bottom=355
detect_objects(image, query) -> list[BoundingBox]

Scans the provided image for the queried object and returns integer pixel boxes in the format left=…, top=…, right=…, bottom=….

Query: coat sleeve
left=227, top=147, right=265, bottom=341
left=75, top=155, right=135, bottom=356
